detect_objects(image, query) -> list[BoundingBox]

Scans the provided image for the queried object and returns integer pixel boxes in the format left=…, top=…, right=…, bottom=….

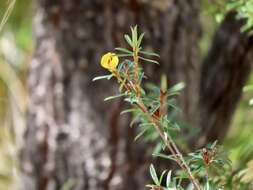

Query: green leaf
left=139, top=56, right=159, bottom=64
left=152, top=153, right=178, bottom=162
left=139, top=123, right=154, bottom=128
left=134, top=128, right=148, bottom=141
left=167, top=101, right=179, bottom=111
left=120, top=108, right=137, bottom=115
left=210, top=140, right=218, bottom=149
left=117, top=54, right=132, bottom=58
left=145, top=83, right=160, bottom=95
left=168, top=82, right=185, bottom=93
left=124, top=34, right=133, bottom=47
left=166, top=170, right=172, bottom=187
left=115, top=47, right=133, bottom=54
left=92, top=74, right=113, bottom=81
left=137, top=32, right=145, bottom=47
left=149, top=164, right=160, bottom=186
left=131, top=25, right=138, bottom=46
left=170, top=122, right=181, bottom=131
left=124, top=95, right=138, bottom=104
left=130, top=114, right=141, bottom=127
left=139, top=50, right=160, bottom=57
left=104, top=93, right=125, bottom=101
left=204, top=181, right=210, bottom=190
left=159, top=170, right=167, bottom=184
left=153, top=142, right=163, bottom=155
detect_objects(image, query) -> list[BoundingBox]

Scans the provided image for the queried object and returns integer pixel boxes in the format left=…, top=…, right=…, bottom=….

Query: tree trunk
left=20, top=1, right=253, bottom=190
left=21, top=0, right=201, bottom=189
left=198, top=12, right=253, bottom=145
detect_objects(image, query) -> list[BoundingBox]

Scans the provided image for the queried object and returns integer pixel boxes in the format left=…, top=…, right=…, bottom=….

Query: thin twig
left=136, top=100, right=202, bottom=190
left=130, top=46, right=201, bottom=189
left=115, top=40, right=202, bottom=190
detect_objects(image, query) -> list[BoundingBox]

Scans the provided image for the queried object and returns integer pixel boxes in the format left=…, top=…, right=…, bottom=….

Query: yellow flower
left=100, top=52, right=119, bottom=72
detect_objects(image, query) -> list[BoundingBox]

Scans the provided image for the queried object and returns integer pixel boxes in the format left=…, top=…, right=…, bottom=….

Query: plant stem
left=116, top=44, right=202, bottom=190
left=133, top=47, right=141, bottom=97
left=136, top=100, right=202, bottom=190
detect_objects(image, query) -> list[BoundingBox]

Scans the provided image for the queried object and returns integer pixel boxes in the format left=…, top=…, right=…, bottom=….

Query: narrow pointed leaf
left=149, top=164, right=160, bottom=185
left=139, top=56, right=159, bottom=65
left=210, top=140, right=218, bottom=149
left=92, top=74, right=113, bottom=81
left=124, top=34, right=133, bottom=47
left=120, top=108, right=137, bottom=115
left=152, top=153, right=178, bottom=162
left=139, top=123, right=154, bottom=128
left=104, top=93, right=125, bottom=101
left=139, top=50, right=160, bottom=57
left=117, top=54, right=132, bottom=58
left=130, top=114, right=141, bottom=127
left=134, top=128, right=148, bottom=141
left=159, top=170, right=167, bottom=184
left=131, top=25, right=138, bottom=46
left=168, top=82, right=185, bottom=93
left=115, top=47, right=133, bottom=54
left=137, top=33, right=145, bottom=47
left=166, top=170, right=172, bottom=187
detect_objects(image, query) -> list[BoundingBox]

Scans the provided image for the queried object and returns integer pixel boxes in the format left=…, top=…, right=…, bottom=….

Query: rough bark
left=21, top=0, right=201, bottom=190
left=198, top=12, right=253, bottom=145
left=143, top=0, right=201, bottom=129
left=22, top=1, right=253, bottom=190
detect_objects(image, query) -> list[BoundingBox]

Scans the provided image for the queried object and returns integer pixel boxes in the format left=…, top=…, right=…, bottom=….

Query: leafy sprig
left=93, top=26, right=233, bottom=190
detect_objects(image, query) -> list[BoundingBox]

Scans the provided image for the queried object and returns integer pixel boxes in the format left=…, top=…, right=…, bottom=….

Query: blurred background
left=0, top=0, right=32, bottom=189
left=0, top=0, right=253, bottom=190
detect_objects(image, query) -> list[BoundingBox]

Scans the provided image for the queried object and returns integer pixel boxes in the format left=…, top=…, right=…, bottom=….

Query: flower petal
left=100, top=52, right=119, bottom=72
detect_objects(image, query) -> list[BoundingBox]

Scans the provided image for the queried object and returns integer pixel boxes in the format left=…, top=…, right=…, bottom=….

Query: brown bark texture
left=20, top=0, right=252, bottom=190
left=199, top=12, right=253, bottom=144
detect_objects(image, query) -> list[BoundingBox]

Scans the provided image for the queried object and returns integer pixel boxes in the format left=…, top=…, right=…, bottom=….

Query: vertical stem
left=115, top=36, right=202, bottom=190
left=136, top=100, right=202, bottom=190
left=133, top=47, right=140, bottom=97
left=204, top=162, right=209, bottom=180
